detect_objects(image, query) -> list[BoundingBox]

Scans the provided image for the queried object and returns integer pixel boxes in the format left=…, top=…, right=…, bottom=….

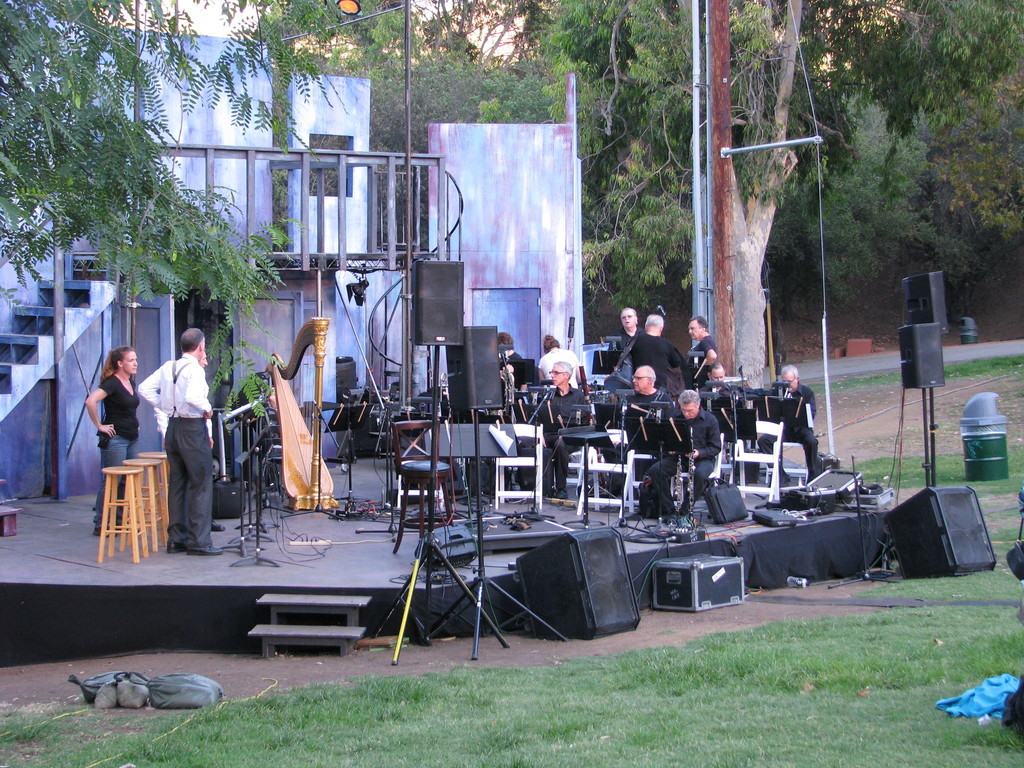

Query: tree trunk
left=730, top=0, right=803, bottom=387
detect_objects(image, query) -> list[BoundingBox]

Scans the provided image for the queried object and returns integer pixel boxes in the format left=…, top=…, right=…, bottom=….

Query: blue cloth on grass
left=936, top=674, right=1020, bottom=718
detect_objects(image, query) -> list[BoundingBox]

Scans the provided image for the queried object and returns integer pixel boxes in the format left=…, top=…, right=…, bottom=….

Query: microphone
left=568, top=316, right=575, bottom=340
left=657, top=305, right=666, bottom=316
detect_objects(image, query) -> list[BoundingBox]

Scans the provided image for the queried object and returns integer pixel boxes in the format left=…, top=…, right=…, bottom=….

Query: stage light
left=346, top=277, right=369, bottom=306
left=336, top=0, right=361, bottom=15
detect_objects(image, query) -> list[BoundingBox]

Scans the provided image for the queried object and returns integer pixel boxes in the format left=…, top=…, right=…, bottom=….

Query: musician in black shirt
left=535, top=361, right=588, bottom=499
left=757, top=364, right=819, bottom=482
left=641, top=390, right=721, bottom=519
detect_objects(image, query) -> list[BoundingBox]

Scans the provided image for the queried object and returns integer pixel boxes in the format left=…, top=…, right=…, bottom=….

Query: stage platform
left=0, top=457, right=886, bottom=667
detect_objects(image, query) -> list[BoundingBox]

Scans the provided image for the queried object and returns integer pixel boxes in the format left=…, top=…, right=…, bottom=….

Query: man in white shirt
left=537, top=335, right=580, bottom=386
left=139, top=328, right=220, bottom=556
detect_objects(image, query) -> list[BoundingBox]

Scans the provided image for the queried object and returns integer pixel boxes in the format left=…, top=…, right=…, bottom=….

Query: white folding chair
left=574, top=429, right=634, bottom=518
left=493, top=423, right=543, bottom=510
left=781, top=408, right=814, bottom=487
left=734, top=420, right=784, bottom=502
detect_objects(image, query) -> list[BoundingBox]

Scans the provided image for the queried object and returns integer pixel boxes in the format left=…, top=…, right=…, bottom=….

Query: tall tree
left=553, top=0, right=1024, bottom=381
left=0, top=0, right=357, bottom=324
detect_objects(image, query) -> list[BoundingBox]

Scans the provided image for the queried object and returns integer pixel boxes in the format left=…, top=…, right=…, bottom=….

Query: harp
left=268, top=317, right=339, bottom=510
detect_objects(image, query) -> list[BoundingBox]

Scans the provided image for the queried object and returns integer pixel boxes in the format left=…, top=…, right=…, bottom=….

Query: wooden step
left=256, top=593, right=371, bottom=624
left=38, top=279, right=93, bottom=309
left=248, top=624, right=366, bottom=658
left=13, top=306, right=55, bottom=336
left=0, top=334, right=38, bottom=365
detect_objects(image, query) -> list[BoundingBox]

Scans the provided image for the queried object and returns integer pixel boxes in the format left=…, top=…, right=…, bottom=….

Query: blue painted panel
left=472, top=288, right=542, bottom=362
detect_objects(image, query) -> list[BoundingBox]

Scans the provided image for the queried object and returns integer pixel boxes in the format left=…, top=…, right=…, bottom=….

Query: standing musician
left=138, top=328, right=220, bottom=556
left=758, top=364, right=820, bottom=483
left=535, top=360, right=589, bottom=499
left=630, top=314, right=684, bottom=393
left=641, top=390, right=721, bottom=519
left=686, top=316, right=718, bottom=389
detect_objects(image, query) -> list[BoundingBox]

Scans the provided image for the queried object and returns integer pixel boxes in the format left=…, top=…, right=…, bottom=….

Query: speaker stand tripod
left=830, top=458, right=895, bottom=587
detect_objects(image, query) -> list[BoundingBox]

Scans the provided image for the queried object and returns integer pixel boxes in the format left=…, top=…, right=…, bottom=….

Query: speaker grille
left=888, top=486, right=995, bottom=578
left=898, top=323, right=945, bottom=389
left=412, top=261, right=464, bottom=346
left=516, top=529, right=640, bottom=639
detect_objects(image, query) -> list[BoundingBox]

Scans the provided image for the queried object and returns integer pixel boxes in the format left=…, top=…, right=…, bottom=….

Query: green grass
left=4, top=608, right=1024, bottom=767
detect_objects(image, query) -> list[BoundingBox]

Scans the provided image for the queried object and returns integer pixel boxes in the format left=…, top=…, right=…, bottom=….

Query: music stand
left=230, top=423, right=280, bottom=568
left=623, top=412, right=692, bottom=522
left=323, top=395, right=371, bottom=517
left=558, top=427, right=616, bottom=529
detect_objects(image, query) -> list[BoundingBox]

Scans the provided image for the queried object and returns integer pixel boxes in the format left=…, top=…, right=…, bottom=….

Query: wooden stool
left=124, top=458, right=166, bottom=550
left=391, top=420, right=457, bottom=554
left=97, top=466, right=148, bottom=564
left=137, top=451, right=170, bottom=538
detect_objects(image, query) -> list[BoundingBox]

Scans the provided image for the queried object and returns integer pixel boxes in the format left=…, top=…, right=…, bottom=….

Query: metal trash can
left=959, top=317, right=978, bottom=344
left=960, top=392, right=1008, bottom=481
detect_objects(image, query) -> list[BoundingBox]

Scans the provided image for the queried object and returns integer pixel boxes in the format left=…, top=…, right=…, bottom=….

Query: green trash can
left=960, top=392, right=1008, bottom=481
left=959, top=317, right=978, bottom=344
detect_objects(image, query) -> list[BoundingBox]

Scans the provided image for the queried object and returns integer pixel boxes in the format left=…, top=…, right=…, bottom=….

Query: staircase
left=0, top=279, right=113, bottom=407
left=249, top=593, right=372, bottom=658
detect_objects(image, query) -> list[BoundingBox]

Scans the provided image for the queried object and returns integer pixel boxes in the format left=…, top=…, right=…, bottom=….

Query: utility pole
left=709, top=0, right=735, bottom=373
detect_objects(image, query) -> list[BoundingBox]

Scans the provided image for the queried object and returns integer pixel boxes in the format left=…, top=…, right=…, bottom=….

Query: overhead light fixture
left=346, top=277, right=369, bottom=306
left=336, top=0, right=361, bottom=15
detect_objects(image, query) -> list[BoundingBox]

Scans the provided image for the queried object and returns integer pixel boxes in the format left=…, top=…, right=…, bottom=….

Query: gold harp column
left=297, top=316, right=339, bottom=510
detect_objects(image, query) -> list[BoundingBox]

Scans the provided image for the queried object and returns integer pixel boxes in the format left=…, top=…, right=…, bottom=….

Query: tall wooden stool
left=97, top=466, right=148, bottom=564
left=137, top=452, right=170, bottom=545
left=391, top=420, right=457, bottom=554
left=123, top=458, right=166, bottom=550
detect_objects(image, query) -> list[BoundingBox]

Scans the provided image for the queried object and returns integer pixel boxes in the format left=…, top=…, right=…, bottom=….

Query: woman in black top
left=85, top=346, right=140, bottom=534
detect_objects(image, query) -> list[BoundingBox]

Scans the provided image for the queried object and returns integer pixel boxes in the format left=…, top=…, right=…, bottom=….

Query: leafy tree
left=553, top=0, right=1024, bottom=379
left=0, top=0, right=352, bottom=327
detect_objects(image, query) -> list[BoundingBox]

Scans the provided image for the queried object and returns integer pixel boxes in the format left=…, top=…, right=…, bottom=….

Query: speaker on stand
left=412, top=260, right=464, bottom=346
left=446, top=326, right=502, bottom=412
left=899, top=270, right=947, bottom=487
left=887, top=486, right=995, bottom=578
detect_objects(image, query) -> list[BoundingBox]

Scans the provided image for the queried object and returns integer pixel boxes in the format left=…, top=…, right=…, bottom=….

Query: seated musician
left=640, top=390, right=721, bottom=520
left=757, top=364, right=820, bottom=483
left=535, top=360, right=589, bottom=499
left=627, top=365, right=673, bottom=410
left=700, top=362, right=741, bottom=400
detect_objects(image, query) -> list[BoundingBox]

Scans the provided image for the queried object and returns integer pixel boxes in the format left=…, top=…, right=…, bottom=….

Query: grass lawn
left=4, top=605, right=1024, bottom=767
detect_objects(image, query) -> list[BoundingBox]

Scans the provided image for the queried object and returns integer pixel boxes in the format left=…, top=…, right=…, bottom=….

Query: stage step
left=248, top=624, right=367, bottom=658
left=251, top=593, right=373, bottom=657
left=255, top=593, right=372, bottom=624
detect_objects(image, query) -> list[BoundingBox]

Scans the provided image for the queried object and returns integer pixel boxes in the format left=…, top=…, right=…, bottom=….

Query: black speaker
left=887, top=486, right=995, bottom=578
left=516, top=528, right=640, bottom=640
left=412, top=260, right=464, bottom=346
left=446, top=326, right=503, bottom=410
left=903, top=271, right=948, bottom=333
left=335, top=356, right=357, bottom=395
left=898, top=323, right=944, bottom=389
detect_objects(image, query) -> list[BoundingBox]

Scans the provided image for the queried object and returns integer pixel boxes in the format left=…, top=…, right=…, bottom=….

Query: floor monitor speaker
left=903, top=271, right=948, bottom=333
left=412, top=260, right=464, bottom=346
left=898, top=323, right=944, bottom=389
left=887, top=486, right=995, bottom=578
left=516, top=528, right=640, bottom=640
left=446, top=326, right=502, bottom=411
